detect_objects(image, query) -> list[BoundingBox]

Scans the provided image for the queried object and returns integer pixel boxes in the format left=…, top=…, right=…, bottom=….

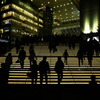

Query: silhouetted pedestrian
left=48, top=42, right=52, bottom=53
left=55, top=56, right=64, bottom=84
left=29, top=44, right=34, bottom=54
left=63, top=49, right=69, bottom=65
left=18, top=47, right=26, bottom=68
left=0, top=63, right=9, bottom=85
left=39, top=56, right=50, bottom=84
left=30, top=60, right=38, bottom=84
left=77, top=49, right=83, bottom=67
left=29, top=49, right=37, bottom=66
left=53, top=42, right=57, bottom=53
left=5, top=53, right=12, bottom=71
left=87, top=50, right=93, bottom=67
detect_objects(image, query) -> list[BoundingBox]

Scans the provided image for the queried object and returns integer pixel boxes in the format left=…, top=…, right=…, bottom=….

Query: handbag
left=16, top=60, right=19, bottom=63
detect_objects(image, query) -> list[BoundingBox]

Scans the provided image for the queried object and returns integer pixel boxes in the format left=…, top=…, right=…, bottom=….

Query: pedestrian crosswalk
left=0, top=42, right=100, bottom=84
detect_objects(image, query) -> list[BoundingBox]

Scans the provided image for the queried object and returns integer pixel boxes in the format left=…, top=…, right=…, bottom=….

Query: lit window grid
left=2, top=11, right=43, bottom=27
left=2, top=18, right=39, bottom=32
left=1, top=4, right=43, bottom=24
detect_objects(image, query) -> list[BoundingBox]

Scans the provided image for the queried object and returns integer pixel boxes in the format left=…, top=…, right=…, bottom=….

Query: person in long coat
left=5, top=53, right=12, bottom=71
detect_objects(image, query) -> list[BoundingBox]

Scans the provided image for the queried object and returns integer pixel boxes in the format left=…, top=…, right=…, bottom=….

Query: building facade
left=0, top=0, right=43, bottom=39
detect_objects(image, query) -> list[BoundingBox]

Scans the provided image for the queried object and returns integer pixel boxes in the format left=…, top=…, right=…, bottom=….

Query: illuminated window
left=21, top=31, right=24, bottom=35
left=1, top=1, right=3, bottom=4
left=1, top=0, right=6, bottom=4
left=5, top=20, right=10, bottom=24
left=71, top=2, right=73, bottom=4
left=0, top=29, right=3, bottom=33
left=1, top=5, right=10, bottom=11
left=12, top=4, right=38, bottom=20
left=4, top=27, right=10, bottom=32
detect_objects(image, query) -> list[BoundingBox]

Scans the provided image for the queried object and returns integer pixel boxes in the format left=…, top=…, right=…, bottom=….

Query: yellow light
left=48, top=2, right=50, bottom=4
left=84, top=18, right=90, bottom=34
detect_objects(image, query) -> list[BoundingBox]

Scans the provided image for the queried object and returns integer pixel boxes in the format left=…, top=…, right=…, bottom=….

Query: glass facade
left=0, top=0, right=43, bottom=37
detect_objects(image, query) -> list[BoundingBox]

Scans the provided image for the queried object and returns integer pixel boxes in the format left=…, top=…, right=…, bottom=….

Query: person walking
left=5, top=53, right=12, bottom=71
left=18, top=47, right=26, bottom=68
left=55, top=56, right=64, bottom=84
left=63, top=49, right=69, bottom=65
left=0, top=63, right=9, bottom=85
left=39, top=56, right=50, bottom=84
left=48, top=42, right=52, bottom=53
left=30, top=60, right=38, bottom=84
left=77, top=49, right=83, bottom=67
left=29, top=49, right=37, bottom=66
left=29, top=44, right=34, bottom=54
left=87, top=50, right=93, bottom=67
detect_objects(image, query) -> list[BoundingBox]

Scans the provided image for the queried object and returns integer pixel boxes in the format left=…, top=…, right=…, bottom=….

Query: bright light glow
left=0, top=39, right=9, bottom=43
left=93, top=37, right=99, bottom=42
left=71, top=2, right=73, bottom=4
left=84, top=18, right=90, bottom=34
left=5, top=29, right=9, bottom=32
left=87, top=38, right=90, bottom=42
left=48, top=2, right=50, bottom=4
left=5, top=21, right=9, bottom=24
left=83, top=10, right=99, bottom=34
